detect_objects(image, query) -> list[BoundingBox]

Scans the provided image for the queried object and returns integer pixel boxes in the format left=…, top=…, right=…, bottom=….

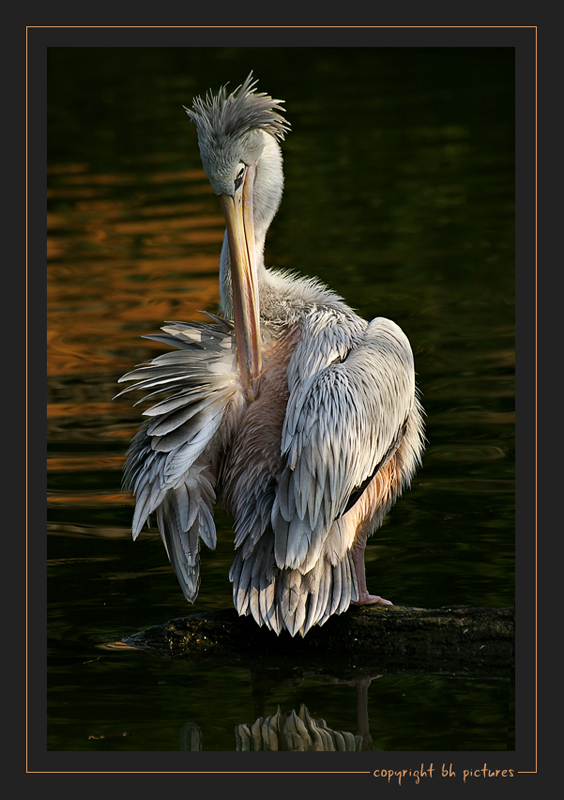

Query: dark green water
left=46, top=47, right=515, bottom=753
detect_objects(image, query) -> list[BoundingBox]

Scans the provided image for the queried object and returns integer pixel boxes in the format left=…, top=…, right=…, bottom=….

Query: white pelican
left=117, top=74, right=425, bottom=637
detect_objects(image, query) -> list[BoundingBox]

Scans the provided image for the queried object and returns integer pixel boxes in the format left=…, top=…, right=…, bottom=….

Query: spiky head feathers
left=185, top=73, right=290, bottom=196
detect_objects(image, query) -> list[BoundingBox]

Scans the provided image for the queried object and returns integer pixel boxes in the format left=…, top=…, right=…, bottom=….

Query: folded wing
left=272, top=316, right=417, bottom=574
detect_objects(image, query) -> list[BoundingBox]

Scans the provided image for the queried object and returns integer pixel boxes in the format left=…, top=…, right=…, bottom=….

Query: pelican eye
left=234, top=164, right=246, bottom=191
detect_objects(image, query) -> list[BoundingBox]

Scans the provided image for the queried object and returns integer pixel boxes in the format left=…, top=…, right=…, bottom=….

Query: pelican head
left=185, top=74, right=290, bottom=401
left=185, top=73, right=289, bottom=196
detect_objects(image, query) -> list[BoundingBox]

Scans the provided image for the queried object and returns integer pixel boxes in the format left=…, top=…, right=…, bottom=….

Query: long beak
left=220, top=164, right=262, bottom=402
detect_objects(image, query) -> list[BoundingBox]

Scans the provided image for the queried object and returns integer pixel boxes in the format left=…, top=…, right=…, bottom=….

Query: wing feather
left=273, top=316, right=416, bottom=573
left=117, top=317, right=244, bottom=602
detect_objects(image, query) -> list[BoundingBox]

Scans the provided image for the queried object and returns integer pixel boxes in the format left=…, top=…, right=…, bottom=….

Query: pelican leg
left=350, top=537, right=392, bottom=606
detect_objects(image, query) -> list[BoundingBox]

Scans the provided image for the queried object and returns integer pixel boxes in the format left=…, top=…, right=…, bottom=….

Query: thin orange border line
left=30, top=24, right=536, bottom=775
left=516, top=22, right=538, bottom=776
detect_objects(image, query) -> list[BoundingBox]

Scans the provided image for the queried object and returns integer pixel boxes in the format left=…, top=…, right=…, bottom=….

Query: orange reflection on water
left=47, top=402, right=117, bottom=419
left=47, top=160, right=226, bottom=378
left=48, top=454, right=125, bottom=472
left=48, top=492, right=128, bottom=507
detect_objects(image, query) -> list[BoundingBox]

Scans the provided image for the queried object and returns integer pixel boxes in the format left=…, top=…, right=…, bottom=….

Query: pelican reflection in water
left=118, top=74, right=425, bottom=637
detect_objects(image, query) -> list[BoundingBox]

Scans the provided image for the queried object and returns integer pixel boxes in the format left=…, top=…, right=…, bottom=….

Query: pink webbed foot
left=350, top=593, right=392, bottom=607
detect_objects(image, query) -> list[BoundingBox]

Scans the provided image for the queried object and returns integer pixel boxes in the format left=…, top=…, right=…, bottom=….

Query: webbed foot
left=350, top=593, right=392, bottom=607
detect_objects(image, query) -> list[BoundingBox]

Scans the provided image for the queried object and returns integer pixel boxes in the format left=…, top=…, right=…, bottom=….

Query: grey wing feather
left=117, top=317, right=243, bottom=601
left=155, top=469, right=216, bottom=601
left=272, top=316, right=417, bottom=573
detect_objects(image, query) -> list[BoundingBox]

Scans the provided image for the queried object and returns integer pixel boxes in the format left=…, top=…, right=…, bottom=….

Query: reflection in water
left=179, top=673, right=380, bottom=752
left=47, top=162, right=223, bottom=382
left=179, top=707, right=366, bottom=752
left=180, top=707, right=365, bottom=752
left=235, top=705, right=363, bottom=752
left=180, top=722, right=203, bottom=752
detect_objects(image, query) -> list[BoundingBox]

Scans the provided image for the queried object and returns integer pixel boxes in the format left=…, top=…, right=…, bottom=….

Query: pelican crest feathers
left=185, top=73, right=290, bottom=153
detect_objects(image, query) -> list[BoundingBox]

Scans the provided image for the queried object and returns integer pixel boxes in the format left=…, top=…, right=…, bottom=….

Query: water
left=45, top=47, right=515, bottom=754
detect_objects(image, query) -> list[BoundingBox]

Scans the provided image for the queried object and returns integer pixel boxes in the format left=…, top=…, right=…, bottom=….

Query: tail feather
left=230, top=527, right=358, bottom=637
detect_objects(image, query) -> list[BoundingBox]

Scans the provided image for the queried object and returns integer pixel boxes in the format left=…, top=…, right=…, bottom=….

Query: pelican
left=117, top=74, right=425, bottom=637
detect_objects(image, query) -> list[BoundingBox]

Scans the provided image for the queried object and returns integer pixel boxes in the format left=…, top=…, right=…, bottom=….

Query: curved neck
left=219, top=135, right=284, bottom=318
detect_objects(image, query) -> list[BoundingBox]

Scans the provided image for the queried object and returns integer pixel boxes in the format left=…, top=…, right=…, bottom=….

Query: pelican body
left=118, top=75, right=425, bottom=637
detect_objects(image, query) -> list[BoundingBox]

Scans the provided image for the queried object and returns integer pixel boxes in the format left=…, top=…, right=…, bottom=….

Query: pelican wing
left=116, top=315, right=244, bottom=601
left=272, top=316, right=416, bottom=573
